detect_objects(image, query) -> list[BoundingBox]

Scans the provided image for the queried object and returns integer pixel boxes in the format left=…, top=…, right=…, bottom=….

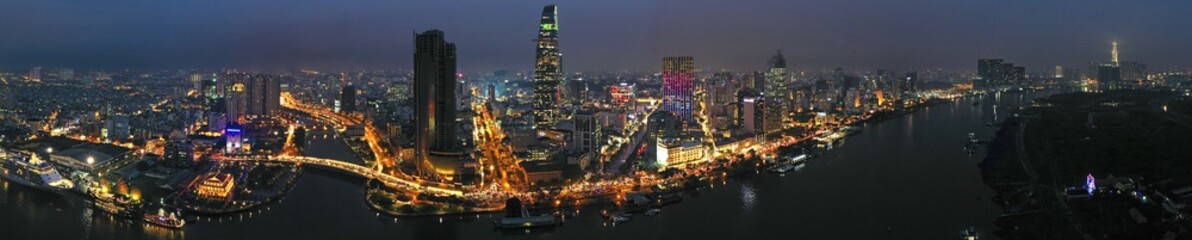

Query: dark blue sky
left=2, top=0, right=1190, bottom=72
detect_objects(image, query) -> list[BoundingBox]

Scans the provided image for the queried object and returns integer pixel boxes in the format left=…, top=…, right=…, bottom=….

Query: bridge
left=220, top=155, right=463, bottom=196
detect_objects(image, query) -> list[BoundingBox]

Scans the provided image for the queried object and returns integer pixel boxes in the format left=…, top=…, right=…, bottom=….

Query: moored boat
left=144, top=208, right=186, bottom=228
left=0, top=151, right=74, bottom=195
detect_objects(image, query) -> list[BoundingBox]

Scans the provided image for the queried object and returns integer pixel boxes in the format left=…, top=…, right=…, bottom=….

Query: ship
left=0, top=150, right=74, bottom=195
left=768, top=163, right=796, bottom=174
left=144, top=208, right=186, bottom=228
left=90, top=187, right=143, bottom=219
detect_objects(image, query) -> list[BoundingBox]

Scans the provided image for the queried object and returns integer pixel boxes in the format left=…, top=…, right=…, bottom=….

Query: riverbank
left=177, top=162, right=303, bottom=215
left=979, top=90, right=1192, bottom=239
left=363, top=96, right=951, bottom=217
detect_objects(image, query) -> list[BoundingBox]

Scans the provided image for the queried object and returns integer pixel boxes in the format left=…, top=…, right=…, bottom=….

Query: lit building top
left=196, top=173, right=235, bottom=199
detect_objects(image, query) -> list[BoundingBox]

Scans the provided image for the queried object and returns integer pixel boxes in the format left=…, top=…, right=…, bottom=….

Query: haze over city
left=3, top=0, right=1192, bottom=71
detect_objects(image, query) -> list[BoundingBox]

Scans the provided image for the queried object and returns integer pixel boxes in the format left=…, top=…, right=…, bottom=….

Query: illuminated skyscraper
left=763, top=50, right=786, bottom=135
left=901, top=71, right=918, bottom=97
left=189, top=72, right=202, bottom=91
left=224, top=73, right=248, bottom=124
left=414, top=30, right=465, bottom=177
left=533, top=4, right=562, bottom=129
left=1097, top=41, right=1132, bottom=86
left=1111, top=41, right=1119, bottom=64
left=662, top=56, right=695, bottom=126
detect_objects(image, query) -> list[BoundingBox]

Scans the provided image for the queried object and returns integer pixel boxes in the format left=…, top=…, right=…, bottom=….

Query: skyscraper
left=247, top=74, right=280, bottom=116
left=533, top=5, right=562, bottom=129
left=190, top=72, right=203, bottom=92
left=340, top=84, right=357, bottom=113
left=737, top=90, right=762, bottom=137
left=662, top=56, right=695, bottom=126
left=1111, top=41, right=1119, bottom=64
left=414, top=30, right=465, bottom=177
left=977, top=58, right=1004, bottom=87
left=900, top=71, right=918, bottom=97
left=1097, top=41, right=1128, bottom=87
left=763, top=50, right=787, bottom=136
left=1097, top=64, right=1122, bottom=84
left=224, top=73, right=248, bottom=124
left=977, top=58, right=1024, bottom=87
left=572, top=110, right=600, bottom=156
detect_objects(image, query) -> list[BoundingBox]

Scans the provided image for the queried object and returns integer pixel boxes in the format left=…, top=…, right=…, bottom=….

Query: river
left=0, top=90, right=1059, bottom=239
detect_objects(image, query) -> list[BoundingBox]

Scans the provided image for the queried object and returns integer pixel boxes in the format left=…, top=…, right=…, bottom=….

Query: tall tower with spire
left=1111, top=41, right=1119, bottom=65
left=533, top=4, right=562, bottom=129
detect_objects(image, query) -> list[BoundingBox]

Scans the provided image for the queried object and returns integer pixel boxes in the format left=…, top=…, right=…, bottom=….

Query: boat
left=0, top=151, right=74, bottom=195
left=611, top=213, right=632, bottom=225
left=769, top=163, right=795, bottom=174
left=90, top=187, right=143, bottom=219
left=144, top=208, right=186, bottom=228
left=788, top=154, right=809, bottom=164
left=968, top=132, right=979, bottom=144
left=644, top=208, right=661, bottom=217
left=959, top=226, right=979, bottom=240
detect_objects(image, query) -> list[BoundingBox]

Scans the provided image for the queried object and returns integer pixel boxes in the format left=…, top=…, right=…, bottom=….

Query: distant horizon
left=3, top=1, right=1191, bottom=73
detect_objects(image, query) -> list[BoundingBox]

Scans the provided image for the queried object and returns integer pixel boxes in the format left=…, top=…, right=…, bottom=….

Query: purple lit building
left=662, top=56, right=695, bottom=127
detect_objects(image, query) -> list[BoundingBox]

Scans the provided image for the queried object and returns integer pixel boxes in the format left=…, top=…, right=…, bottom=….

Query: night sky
left=2, top=0, right=1190, bottom=72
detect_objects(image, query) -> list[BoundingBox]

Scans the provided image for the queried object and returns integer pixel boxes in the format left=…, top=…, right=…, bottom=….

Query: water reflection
left=740, top=182, right=757, bottom=213
left=142, top=223, right=186, bottom=240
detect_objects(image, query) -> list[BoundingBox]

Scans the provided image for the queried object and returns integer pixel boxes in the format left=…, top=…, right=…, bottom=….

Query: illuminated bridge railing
left=222, top=155, right=463, bottom=196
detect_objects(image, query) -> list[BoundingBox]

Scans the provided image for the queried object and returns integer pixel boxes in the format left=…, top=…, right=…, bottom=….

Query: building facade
left=763, top=51, right=787, bottom=136
left=662, top=56, right=695, bottom=127
left=413, top=30, right=467, bottom=178
left=533, top=5, right=562, bottom=129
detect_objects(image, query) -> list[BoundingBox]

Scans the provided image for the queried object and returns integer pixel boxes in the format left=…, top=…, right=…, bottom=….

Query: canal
left=0, top=90, right=1058, bottom=239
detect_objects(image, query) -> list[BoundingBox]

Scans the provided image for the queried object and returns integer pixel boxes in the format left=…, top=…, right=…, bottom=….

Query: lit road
left=220, top=155, right=463, bottom=196
left=606, top=98, right=660, bottom=174
left=470, top=91, right=528, bottom=191
left=280, top=92, right=396, bottom=172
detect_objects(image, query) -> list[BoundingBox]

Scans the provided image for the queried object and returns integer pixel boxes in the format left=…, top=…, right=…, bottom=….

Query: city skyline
left=3, top=1, right=1192, bottom=72
left=3, top=2, right=1192, bottom=240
